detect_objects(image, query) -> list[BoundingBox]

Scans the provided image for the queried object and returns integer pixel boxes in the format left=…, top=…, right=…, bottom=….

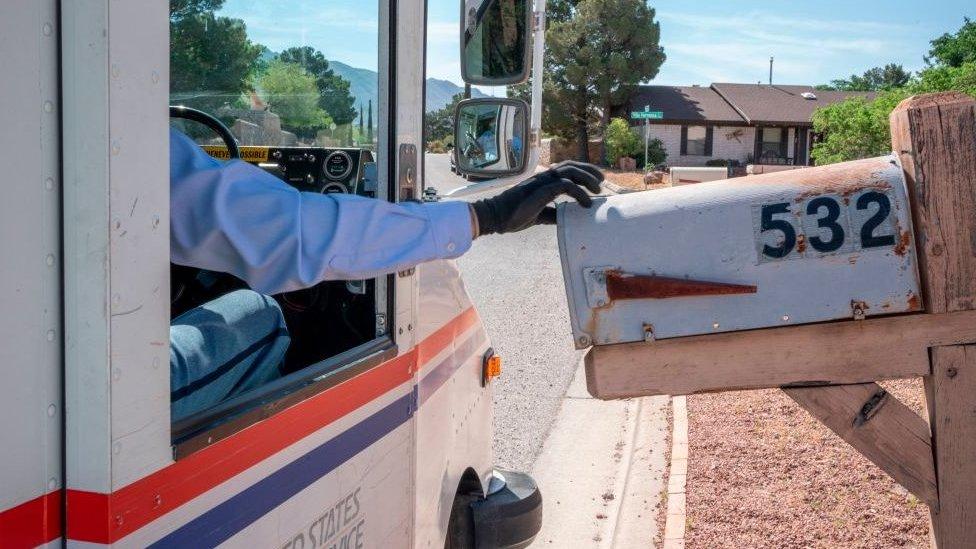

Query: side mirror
left=453, top=98, right=529, bottom=177
left=460, top=0, right=532, bottom=85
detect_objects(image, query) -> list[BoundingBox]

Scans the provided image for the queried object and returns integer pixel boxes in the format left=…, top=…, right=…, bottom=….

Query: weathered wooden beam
left=890, top=92, right=976, bottom=315
left=891, top=92, right=976, bottom=549
left=926, top=346, right=976, bottom=547
left=783, top=382, right=938, bottom=508
left=584, top=309, right=976, bottom=398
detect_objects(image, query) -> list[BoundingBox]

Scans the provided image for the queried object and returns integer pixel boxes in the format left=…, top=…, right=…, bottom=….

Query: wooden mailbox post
left=581, top=92, right=976, bottom=547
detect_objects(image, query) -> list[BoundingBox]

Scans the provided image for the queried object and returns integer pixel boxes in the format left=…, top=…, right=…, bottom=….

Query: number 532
left=754, top=191, right=898, bottom=262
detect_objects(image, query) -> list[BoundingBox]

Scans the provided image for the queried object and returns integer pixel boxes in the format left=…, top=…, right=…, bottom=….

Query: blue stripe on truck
left=149, top=388, right=417, bottom=548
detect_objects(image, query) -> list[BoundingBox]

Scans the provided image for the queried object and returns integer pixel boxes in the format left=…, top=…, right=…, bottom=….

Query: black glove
left=471, top=161, right=604, bottom=235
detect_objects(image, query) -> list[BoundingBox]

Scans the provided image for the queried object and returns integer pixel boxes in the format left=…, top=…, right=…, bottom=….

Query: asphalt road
left=425, top=153, right=585, bottom=471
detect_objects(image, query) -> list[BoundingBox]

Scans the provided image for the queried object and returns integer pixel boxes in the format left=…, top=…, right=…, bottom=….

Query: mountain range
left=329, top=60, right=486, bottom=115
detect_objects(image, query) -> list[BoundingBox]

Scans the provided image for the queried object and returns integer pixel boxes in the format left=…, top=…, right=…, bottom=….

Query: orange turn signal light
left=486, top=355, right=502, bottom=378
left=482, top=349, right=502, bottom=387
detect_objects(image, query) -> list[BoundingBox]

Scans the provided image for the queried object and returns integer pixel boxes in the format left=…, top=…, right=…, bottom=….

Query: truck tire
left=444, top=493, right=477, bottom=549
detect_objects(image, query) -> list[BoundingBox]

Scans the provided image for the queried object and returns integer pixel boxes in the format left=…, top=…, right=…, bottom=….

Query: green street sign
left=631, top=111, right=663, bottom=120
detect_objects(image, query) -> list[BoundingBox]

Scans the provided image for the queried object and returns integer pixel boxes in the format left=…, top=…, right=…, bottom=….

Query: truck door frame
left=61, top=0, right=414, bottom=544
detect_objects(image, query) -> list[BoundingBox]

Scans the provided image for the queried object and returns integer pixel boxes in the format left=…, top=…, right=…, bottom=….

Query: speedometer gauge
left=323, top=151, right=353, bottom=180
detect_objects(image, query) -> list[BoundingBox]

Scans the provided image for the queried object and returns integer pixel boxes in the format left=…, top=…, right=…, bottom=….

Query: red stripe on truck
left=65, top=307, right=478, bottom=544
left=0, top=490, right=61, bottom=547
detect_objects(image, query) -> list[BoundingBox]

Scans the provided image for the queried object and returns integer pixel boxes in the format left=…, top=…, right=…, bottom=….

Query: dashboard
left=201, top=145, right=375, bottom=196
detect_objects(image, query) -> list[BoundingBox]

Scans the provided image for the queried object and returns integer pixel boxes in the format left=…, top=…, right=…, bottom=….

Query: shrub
left=604, top=118, right=642, bottom=165
left=637, top=138, right=667, bottom=169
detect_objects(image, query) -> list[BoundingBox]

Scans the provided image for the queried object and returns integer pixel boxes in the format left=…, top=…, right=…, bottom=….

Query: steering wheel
left=169, top=106, right=244, bottom=317
left=170, top=106, right=241, bottom=158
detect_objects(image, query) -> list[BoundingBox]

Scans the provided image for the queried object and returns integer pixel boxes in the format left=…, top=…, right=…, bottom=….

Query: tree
left=547, top=0, right=665, bottom=162
left=912, top=62, right=976, bottom=97
left=425, top=92, right=464, bottom=151
left=258, top=60, right=332, bottom=137
left=811, top=62, right=976, bottom=166
left=170, top=4, right=263, bottom=116
left=367, top=100, right=374, bottom=143
left=170, top=0, right=224, bottom=20
left=810, top=91, right=910, bottom=165
left=926, top=18, right=976, bottom=68
left=824, top=64, right=911, bottom=91
left=277, top=46, right=357, bottom=126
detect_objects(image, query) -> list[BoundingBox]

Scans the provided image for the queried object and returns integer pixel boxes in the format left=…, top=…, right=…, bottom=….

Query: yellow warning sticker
left=202, top=145, right=270, bottom=163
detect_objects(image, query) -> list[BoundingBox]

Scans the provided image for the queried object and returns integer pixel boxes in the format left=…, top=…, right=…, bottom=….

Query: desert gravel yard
left=601, top=169, right=670, bottom=192
left=684, top=379, right=930, bottom=548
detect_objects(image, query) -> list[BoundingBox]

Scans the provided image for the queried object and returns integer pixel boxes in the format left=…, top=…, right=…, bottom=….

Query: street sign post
left=630, top=111, right=663, bottom=119
left=631, top=106, right=663, bottom=170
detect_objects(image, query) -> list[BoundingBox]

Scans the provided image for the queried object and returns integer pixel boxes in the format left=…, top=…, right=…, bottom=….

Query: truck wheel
left=444, top=493, right=477, bottom=549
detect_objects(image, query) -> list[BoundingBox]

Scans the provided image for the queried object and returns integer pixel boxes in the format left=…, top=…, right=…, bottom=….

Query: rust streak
left=796, top=234, right=807, bottom=254
left=605, top=271, right=757, bottom=300
left=894, top=230, right=912, bottom=256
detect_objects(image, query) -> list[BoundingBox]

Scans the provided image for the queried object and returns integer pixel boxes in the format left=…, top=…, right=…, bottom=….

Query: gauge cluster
left=202, top=145, right=375, bottom=196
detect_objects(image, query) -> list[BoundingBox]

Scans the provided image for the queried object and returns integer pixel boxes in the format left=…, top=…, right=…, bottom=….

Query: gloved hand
left=470, top=161, right=604, bottom=236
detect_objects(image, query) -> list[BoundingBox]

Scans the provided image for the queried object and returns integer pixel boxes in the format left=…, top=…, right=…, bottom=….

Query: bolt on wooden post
left=558, top=92, right=976, bottom=547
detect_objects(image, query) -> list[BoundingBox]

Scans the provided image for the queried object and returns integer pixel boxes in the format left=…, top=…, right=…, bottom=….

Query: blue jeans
left=170, top=289, right=290, bottom=422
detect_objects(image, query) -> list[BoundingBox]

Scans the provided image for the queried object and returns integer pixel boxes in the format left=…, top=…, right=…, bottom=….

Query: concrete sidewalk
left=530, top=359, right=670, bottom=547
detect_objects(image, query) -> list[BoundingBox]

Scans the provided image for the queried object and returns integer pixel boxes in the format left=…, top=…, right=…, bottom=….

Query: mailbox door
left=557, top=156, right=922, bottom=349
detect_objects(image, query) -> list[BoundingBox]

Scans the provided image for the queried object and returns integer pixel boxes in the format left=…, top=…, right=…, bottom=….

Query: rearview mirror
left=460, top=0, right=532, bottom=85
left=453, top=98, right=529, bottom=177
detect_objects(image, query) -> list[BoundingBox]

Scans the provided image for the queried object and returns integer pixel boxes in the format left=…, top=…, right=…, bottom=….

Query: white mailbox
left=557, top=156, right=923, bottom=349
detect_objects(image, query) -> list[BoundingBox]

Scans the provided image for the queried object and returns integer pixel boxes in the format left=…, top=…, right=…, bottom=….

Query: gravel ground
left=655, top=401, right=674, bottom=548
left=602, top=169, right=671, bottom=192
left=685, top=379, right=930, bottom=548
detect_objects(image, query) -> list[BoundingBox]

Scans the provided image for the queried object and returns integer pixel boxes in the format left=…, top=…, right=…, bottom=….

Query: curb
left=602, top=179, right=639, bottom=194
left=529, top=358, right=670, bottom=547
left=663, top=396, right=689, bottom=549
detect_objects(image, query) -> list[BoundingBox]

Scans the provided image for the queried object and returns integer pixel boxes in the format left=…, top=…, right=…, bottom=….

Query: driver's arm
left=170, top=128, right=474, bottom=295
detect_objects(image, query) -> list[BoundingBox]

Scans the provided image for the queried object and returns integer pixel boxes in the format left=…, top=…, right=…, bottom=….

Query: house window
left=681, top=126, right=713, bottom=156
left=758, top=127, right=788, bottom=163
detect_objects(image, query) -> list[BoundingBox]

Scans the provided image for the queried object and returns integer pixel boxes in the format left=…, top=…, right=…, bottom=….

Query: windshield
left=169, top=0, right=379, bottom=150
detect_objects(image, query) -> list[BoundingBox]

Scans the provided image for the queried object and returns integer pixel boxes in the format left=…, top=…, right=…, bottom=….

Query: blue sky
left=648, top=0, right=974, bottom=86
left=220, top=0, right=973, bottom=87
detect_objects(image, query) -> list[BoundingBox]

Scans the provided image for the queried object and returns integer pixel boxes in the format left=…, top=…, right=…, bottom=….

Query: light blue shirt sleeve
left=169, top=128, right=473, bottom=295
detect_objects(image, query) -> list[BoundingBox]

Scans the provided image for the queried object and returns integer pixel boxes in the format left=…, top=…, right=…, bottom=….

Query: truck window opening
left=168, top=0, right=384, bottom=438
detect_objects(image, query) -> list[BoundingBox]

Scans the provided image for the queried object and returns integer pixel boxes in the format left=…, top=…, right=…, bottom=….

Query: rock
left=644, top=171, right=666, bottom=186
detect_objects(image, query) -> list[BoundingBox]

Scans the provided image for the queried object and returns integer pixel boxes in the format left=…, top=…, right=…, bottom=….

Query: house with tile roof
left=616, top=84, right=874, bottom=167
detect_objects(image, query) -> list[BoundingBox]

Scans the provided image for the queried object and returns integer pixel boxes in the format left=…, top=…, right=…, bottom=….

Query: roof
left=711, top=83, right=875, bottom=126
left=622, top=85, right=747, bottom=125
left=621, top=83, right=876, bottom=127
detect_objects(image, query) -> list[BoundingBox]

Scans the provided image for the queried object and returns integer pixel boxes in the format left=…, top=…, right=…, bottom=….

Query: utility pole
left=769, top=56, right=774, bottom=85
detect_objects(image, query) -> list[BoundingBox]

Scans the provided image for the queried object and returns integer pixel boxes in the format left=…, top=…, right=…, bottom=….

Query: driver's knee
left=170, top=289, right=290, bottom=420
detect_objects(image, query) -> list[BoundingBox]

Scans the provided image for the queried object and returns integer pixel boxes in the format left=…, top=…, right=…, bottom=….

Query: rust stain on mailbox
left=605, top=271, right=757, bottom=301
